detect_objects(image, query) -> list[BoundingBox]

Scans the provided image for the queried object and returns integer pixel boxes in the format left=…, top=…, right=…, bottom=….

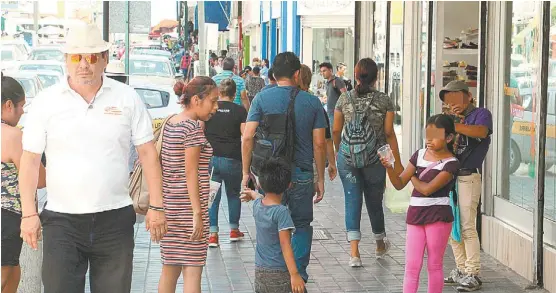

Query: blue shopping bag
left=449, top=183, right=462, bottom=242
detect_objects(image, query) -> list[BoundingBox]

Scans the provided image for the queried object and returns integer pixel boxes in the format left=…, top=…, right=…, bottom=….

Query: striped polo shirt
left=212, top=70, right=245, bottom=105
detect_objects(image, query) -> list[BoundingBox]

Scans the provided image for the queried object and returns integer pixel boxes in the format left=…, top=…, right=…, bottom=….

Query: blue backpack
left=339, top=91, right=379, bottom=168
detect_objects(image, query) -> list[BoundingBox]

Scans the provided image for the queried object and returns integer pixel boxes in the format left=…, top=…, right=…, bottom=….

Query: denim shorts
left=255, top=267, right=291, bottom=293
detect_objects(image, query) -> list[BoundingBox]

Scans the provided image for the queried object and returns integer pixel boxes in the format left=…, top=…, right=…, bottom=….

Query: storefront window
left=545, top=1, right=556, bottom=221
left=311, top=28, right=354, bottom=95
left=389, top=1, right=403, bottom=127
left=500, top=2, right=544, bottom=216
left=374, top=2, right=387, bottom=93
left=419, top=1, right=429, bottom=132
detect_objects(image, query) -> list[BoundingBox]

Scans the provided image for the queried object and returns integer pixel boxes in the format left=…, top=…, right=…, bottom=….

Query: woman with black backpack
left=332, top=58, right=402, bottom=267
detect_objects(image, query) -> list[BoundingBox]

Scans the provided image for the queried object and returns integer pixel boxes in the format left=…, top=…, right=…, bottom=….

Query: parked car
left=33, top=70, right=63, bottom=89
left=1, top=45, right=28, bottom=70
left=127, top=55, right=182, bottom=87
left=509, top=83, right=556, bottom=174
left=17, top=60, right=66, bottom=76
left=4, top=71, right=44, bottom=101
left=29, top=46, right=64, bottom=62
left=2, top=39, right=31, bottom=56
left=129, top=82, right=181, bottom=129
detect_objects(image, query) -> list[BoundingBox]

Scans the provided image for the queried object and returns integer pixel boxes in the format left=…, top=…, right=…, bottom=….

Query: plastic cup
left=377, top=144, right=395, bottom=167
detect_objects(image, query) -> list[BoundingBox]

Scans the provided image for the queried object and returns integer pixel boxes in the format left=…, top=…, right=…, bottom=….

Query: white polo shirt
left=22, top=77, right=154, bottom=214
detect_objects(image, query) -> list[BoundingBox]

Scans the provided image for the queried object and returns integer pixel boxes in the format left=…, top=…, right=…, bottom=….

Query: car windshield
left=2, top=50, right=14, bottom=61
left=132, top=49, right=170, bottom=57
left=37, top=74, right=61, bottom=88
left=30, top=49, right=64, bottom=61
left=20, top=64, right=64, bottom=74
left=129, top=60, right=171, bottom=77
left=15, top=78, right=37, bottom=98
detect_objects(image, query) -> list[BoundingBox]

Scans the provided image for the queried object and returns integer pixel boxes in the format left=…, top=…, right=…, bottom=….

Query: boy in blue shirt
left=241, top=158, right=305, bottom=293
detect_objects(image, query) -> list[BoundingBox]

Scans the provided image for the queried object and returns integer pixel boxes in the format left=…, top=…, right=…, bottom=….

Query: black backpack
left=250, top=88, right=299, bottom=176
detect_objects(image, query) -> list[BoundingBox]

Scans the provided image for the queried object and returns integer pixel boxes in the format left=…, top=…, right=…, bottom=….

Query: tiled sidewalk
left=122, top=178, right=547, bottom=293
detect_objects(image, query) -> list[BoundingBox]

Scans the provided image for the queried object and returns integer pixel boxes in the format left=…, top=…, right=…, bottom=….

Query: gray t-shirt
left=253, top=198, right=296, bottom=270
left=335, top=89, right=395, bottom=147
left=326, top=76, right=346, bottom=113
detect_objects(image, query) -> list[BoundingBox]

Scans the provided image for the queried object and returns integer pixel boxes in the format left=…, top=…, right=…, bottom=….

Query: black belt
left=458, top=168, right=479, bottom=176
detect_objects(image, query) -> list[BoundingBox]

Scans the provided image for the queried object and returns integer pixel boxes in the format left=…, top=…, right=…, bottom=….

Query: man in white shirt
left=18, top=24, right=166, bottom=293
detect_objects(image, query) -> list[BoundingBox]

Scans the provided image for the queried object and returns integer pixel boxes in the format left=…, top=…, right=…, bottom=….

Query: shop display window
left=389, top=1, right=404, bottom=127
left=545, top=1, right=556, bottom=221
left=498, top=2, right=556, bottom=222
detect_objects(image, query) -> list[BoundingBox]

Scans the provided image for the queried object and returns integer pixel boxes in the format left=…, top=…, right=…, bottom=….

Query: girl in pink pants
left=380, top=114, right=460, bottom=293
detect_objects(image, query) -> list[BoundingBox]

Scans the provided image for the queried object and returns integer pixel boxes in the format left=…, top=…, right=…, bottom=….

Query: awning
left=194, top=1, right=231, bottom=32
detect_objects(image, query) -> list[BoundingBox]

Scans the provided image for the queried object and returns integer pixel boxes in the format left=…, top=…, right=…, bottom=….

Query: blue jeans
left=209, top=157, right=242, bottom=233
left=327, top=110, right=334, bottom=130
left=337, top=153, right=387, bottom=241
left=281, top=167, right=314, bottom=282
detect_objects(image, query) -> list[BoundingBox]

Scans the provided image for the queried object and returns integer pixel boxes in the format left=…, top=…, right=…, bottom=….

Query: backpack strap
left=285, top=88, right=300, bottom=163
left=419, top=154, right=458, bottom=180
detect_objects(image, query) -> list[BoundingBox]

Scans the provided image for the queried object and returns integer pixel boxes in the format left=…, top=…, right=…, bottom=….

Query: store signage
left=109, top=1, right=151, bottom=34
left=297, top=0, right=353, bottom=16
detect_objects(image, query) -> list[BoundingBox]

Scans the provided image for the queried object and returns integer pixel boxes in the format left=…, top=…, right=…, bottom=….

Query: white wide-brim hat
left=62, top=23, right=111, bottom=54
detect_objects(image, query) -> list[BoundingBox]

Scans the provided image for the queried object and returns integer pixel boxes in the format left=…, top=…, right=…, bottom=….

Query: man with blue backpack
left=241, top=52, right=327, bottom=283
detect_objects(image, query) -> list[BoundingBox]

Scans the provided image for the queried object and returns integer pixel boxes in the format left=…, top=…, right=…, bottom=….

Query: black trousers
left=40, top=205, right=136, bottom=293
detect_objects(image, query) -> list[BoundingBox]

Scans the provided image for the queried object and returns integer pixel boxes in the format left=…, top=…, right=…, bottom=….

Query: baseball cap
left=439, top=80, right=469, bottom=101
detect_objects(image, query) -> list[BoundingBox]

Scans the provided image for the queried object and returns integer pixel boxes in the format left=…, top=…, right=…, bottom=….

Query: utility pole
left=102, top=1, right=109, bottom=42
left=124, top=1, right=130, bottom=80
left=33, top=1, right=39, bottom=33
left=184, top=2, right=189, bottom=46
left=197, top=1, right=206, bottom=76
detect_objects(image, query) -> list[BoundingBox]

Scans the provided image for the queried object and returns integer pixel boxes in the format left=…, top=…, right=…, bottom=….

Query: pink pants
left=403, top=222, right=452, bottom=293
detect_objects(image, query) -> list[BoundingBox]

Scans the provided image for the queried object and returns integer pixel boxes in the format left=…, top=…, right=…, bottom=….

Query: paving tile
left=79, top=176, right=551, bottom=292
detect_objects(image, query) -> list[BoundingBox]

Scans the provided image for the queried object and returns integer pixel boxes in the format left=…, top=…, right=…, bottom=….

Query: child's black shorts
left=1, top=209, right=23, bottom=266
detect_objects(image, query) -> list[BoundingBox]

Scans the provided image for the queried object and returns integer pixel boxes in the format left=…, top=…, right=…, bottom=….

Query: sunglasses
left=68, top=53, right=101, bottom=64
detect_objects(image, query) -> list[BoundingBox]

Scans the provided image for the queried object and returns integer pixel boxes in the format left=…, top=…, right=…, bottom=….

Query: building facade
left=239, top=2, right=556, bottom=292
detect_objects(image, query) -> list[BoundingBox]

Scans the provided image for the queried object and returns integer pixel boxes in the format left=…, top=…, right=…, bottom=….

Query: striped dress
left=160, top=119, right=212, bottom=266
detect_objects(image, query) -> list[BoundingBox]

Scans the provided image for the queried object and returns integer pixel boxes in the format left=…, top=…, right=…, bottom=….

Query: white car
left=1, top=45, right=28, bottom=70
left=29, top=46, right=64, bottom=62
left=17, top=60, right=66, bottom=76
left=127, top=55, right=182, bottom=87
left=129, top=82, right=181, bottom=128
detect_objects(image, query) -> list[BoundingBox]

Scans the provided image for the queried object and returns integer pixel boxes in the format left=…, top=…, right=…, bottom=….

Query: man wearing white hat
left=18, top=23, right=166, bottom=293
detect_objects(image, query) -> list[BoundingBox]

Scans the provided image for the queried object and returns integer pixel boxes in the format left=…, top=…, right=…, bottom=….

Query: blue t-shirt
left=260, top=83, right=277, bottom=92
left=247, top=86, right=327, bottom=171
left=253, top=198, right=295, bottom=270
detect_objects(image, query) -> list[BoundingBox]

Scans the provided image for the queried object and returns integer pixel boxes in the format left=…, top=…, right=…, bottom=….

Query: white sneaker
left=349, top=257, right=362, bottom=267
left=375, top=238, right=391, bottom=259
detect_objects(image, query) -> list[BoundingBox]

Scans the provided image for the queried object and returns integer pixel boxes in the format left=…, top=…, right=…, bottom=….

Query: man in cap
left=440, top=80, right=492, bottom=292
left=18, top=23, right=166, bottom=293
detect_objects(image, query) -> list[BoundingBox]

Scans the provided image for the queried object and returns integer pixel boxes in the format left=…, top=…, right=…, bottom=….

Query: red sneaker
left=230, top=230, right=244, bottom=242
left=208, top=234, right=219, bottom=248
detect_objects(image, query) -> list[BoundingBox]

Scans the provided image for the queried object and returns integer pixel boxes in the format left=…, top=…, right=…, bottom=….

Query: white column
left=401, top=1, right=423, bottom=163
left=358, top=2, right=373, bottom=59
left=287, top=0, right=294, bottom=52
left=302, top=26, right=312, bottom=67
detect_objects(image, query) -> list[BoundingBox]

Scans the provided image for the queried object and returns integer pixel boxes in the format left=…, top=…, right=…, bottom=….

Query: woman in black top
left=204, top=79, right=248, bottom=248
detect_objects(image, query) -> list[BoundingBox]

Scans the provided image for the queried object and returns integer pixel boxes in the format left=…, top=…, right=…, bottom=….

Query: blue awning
left=195, top=1, right=231, bottom=32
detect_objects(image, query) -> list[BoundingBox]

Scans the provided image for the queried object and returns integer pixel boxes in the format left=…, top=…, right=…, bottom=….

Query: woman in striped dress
left=158, top=77, right=219, bottom=293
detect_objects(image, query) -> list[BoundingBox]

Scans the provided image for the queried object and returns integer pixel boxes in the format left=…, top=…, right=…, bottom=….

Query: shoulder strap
left=155, top=114, right=176, bottom=157
left=419, top=155, right=457, bottom=180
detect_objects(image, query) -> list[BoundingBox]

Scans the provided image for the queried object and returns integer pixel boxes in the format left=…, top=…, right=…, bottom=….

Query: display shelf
left=443, top=48, right=479, bottom=55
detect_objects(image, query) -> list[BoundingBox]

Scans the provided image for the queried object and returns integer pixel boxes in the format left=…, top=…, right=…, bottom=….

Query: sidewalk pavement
left=94, top=177, right=548, bottom=293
